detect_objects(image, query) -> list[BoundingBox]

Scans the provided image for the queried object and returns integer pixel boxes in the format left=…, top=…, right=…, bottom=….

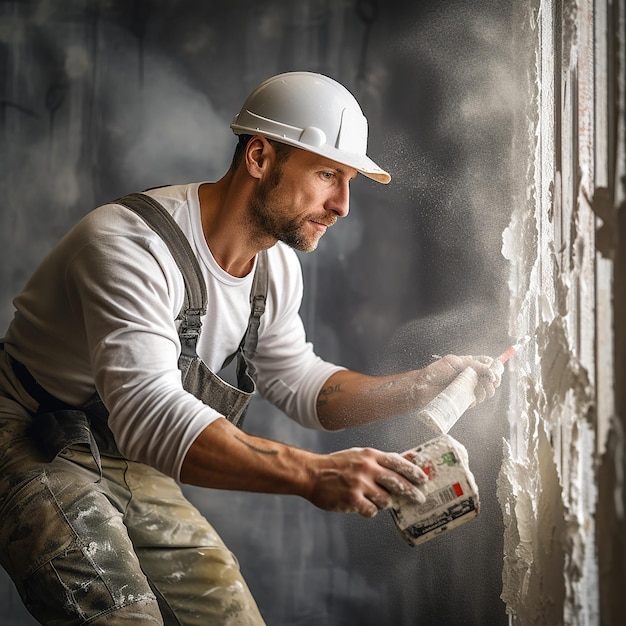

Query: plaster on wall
left=498, top=0, right=599, bottom=625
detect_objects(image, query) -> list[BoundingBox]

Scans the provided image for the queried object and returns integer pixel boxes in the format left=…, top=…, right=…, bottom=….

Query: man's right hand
left=181, top=419, right=427, bottom=519
left=306, top=447, right=428, bottom=518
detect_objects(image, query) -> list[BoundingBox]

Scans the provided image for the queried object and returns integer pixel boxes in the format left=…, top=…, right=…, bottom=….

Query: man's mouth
left=310, top=216, right=337, bottom=229
left=309, top=221, right=328, bottom=233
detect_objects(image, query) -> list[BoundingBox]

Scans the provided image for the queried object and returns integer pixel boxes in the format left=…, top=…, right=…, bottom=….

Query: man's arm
left=179, top=354, right=501, bottom=518
left=316, top=354, right=503, bottom=430
left=179, top=417, right=427, bottom=519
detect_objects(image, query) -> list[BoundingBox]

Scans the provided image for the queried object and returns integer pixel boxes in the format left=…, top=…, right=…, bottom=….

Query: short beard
left=247, top=165, right=317, bottom=252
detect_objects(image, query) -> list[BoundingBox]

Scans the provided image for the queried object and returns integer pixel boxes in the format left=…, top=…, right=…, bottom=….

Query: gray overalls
left=0, top=193, right=268, bottom=625
left=13, top=192, right=268, bottom=470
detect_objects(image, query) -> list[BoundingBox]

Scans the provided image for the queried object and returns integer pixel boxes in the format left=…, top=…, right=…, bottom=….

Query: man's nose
left=327, top=182, right=350, bottom=218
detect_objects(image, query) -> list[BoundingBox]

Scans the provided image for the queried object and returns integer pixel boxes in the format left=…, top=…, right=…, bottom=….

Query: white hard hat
left=231, top=71, right=391, bottom=184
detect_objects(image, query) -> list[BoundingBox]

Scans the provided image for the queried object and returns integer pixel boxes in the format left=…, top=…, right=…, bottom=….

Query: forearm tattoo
left=235, top=435, right=278, bottom=456
left=317, top=382, right=342, bottom=408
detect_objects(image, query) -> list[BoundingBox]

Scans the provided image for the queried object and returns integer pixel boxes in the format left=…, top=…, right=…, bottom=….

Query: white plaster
left=497, top=0, right=602, bottom=622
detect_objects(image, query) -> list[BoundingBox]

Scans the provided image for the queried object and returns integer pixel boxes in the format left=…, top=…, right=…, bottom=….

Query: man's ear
left=245, top=135, right=274, bottom=180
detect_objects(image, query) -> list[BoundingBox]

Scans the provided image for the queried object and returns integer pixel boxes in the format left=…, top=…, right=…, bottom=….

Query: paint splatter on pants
left=0, top=359, right=266, bottom=625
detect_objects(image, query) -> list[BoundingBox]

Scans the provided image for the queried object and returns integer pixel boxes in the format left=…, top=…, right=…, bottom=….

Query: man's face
left=247, top=146, right=356, bottom=252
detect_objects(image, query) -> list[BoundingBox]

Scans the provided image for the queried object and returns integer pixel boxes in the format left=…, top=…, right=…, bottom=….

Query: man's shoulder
left=76, top=184, right=194, bottom=233
left=139, top=183, right=195, bottom=211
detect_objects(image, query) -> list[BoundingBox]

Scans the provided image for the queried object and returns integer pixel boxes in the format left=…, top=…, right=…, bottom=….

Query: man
left=0, top=72, right=502, bottom=625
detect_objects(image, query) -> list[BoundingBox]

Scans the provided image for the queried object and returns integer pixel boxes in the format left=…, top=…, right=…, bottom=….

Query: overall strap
left=242, top=248, right=269, bottom=361
left=11, top=191, right=269, bottom=469
left=115, top=192, right=207, bottom=360
left=221, top=249, right=268, bottom=377
left=228, top=249, right=268, bottom=392
left=117, top=192, right=270, bottom=378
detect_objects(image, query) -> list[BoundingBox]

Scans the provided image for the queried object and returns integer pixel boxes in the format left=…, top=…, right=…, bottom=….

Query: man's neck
left=197, top=177, right=273, bottom=278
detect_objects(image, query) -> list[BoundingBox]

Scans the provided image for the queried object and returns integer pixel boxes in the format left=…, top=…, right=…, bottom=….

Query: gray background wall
left=0, top=1, right=525, bottom=624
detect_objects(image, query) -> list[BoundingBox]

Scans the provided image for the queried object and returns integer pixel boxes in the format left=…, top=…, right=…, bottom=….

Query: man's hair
left=230, top=134, right=294, bottom=170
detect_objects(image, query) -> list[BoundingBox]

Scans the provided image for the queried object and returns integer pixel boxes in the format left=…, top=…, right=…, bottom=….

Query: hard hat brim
left=231, top=125, right=391, bottom=184
left=231, top=71, right=391, bottom=184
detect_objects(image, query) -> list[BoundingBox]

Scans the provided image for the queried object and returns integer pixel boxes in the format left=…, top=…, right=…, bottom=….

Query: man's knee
left=0, top=471, right=163, bottom=625
left=22, top=554, right=163, bottom=624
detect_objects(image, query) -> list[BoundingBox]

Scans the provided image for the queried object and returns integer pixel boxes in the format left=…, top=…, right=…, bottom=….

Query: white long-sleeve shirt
left=4, top=183, right=343, bottom=479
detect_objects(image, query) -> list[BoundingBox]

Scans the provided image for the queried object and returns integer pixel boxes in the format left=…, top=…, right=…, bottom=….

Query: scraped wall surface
left=497, top=0, right=625, bottom=624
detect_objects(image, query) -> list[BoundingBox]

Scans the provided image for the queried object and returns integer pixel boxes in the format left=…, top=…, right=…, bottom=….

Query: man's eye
left=321, top=171, right=334, bottom=180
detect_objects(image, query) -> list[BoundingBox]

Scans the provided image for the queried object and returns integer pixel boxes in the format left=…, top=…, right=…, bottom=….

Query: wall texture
left=496, top=0, right=626, bottom=624
left=1, top=1, right=525, bottom=625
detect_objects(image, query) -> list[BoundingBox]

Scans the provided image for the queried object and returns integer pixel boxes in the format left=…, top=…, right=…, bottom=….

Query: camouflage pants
left=0, top=353, right=266, bottom=626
